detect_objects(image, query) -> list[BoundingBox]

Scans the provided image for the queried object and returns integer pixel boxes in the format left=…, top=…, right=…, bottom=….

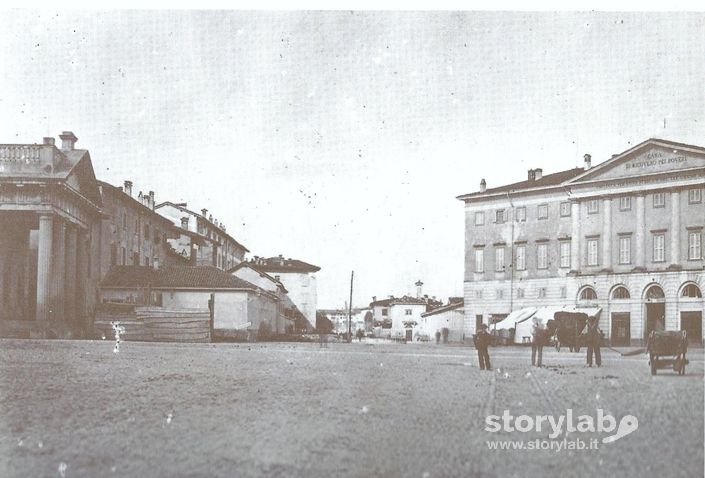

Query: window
left=405, top=309, right=412, bottom=316
left=475, top=290, right=483, bottom=299
left=612, top=286, right=630, bottom=299
left=619, top=197, right=631, bottom=211
left=515, top=207, right=526, bottom=222
left=110, top=244, right=117, bottom=266
left=133, top=252, right=140, bottom=265
left=495, top=209, right=505, bottom=223
left=587, top=238, right=599, bottom=266
left=559, top=242, right=571, bottom=268
left=495, top=247, right=505, bottom=271
left=587, top=199, right=599, bottom=214
left=619, top=236, right=631, bottom=265
left=122, top=212, right=127, bottom=230
left=681, top=284, right=703, bottom=298
left=579, top=287, right=598, bottom=301
left=515, top=245, right=526, bottom=271
left=537, top=204, right=549, bottom=220
left=653, top=192, right=665, bottom=208
left=560, top=202, right=571, bottom=217
left=145, top=256, right=150, bottom=266
left=537, top=243, right=548, bottom=269
left=689, top=232, right=702, bottom=260
left=688, top=188, right=702, bottom=204
left=381, top=309, right=388, bottom=316
left=652, top=234, right=665, bottom=262
left=120, top=247, right=126, bottom=265
left=538, top=288, right=546, bottom=298
left=516, top=288, right=524, bottom=298
left=474, top=211, right=485, bottom=226
left=496, top=289, right=504, bottom=299
left=560, top=286, right=567, bottom=299
left=475, top=249, right=484, bottom=273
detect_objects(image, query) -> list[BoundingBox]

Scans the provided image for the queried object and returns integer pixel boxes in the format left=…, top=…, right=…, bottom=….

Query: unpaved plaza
left=0, top=339, right=703, bottom=478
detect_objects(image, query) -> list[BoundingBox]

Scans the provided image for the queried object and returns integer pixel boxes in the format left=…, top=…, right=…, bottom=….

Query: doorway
left=680, top=311, right=703, bottom=345
left=611, top=313, right=630, bottom=346
left=645, top=302, right=665, bottom=340
left=405, top=329, right=413, bottom=342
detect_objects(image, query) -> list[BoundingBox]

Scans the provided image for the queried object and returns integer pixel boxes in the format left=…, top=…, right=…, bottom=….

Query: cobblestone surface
left=0, top=339, right=702, bottom=477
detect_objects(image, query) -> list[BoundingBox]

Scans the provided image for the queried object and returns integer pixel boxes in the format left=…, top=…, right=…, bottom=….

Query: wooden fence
left=94, top=304, right=211, bottom=343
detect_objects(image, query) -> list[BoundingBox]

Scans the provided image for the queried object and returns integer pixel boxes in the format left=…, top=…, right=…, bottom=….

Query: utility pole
left=348, top=270, right=354, bottom=343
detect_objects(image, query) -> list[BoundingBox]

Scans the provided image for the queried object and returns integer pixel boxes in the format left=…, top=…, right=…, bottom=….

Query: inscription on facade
left=626, top=151, right=687, bottom=170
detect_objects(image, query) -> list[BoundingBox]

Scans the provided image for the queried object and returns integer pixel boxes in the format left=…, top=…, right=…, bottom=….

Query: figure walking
left=531, top=317, right=544, bottom=367
left=474, top=324, right=492, bottom=371
left=582, top=317, right=603, bottom=367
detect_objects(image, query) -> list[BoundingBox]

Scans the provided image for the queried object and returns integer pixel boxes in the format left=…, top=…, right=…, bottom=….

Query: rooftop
left=248, top=255, right=321, bottom=273
left=101, top=265, right=263, bottom=291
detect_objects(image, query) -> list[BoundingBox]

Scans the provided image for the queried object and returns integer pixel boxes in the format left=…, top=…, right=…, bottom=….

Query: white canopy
left=492, top=307, right=537, bottom=331
left=493, top=306, right=602, bottom=344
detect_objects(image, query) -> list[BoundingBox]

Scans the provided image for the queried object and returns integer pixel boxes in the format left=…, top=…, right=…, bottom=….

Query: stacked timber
left=93, top=303, right=149, bottom=341
left=136, top=307, right=211, bottom=343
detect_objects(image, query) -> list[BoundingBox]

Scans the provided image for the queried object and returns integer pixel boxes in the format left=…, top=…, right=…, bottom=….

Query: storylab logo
left=485, top=409, right=638, bottom=451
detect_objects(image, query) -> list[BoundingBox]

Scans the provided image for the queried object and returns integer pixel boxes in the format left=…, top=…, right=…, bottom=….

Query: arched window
left=611, top=286, right=630, bottom=300
left=645, top=285, right=665, bottom=300
left=681, top=284, right=703, bottom=298
left=579, top=287, right=598, bottom=301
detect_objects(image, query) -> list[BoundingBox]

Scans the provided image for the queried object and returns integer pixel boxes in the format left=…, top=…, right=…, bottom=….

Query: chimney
left=479, top=178, right=486, bottom=193
left=528, top=169, right=536, bottom=181
left=201, top=208, right=208, bottom=217
left=534, top=168, right=543, bottom=180
left=415, top=280, right=424, bottom=299
left=149, top=191, right=155, bottom=210
left=59, top=131, right=78, bottom=151
left=124, top=180, right=133, bottom=197
left=372, top=296, right=377, bottom=302
left=584, top=154, right=592, bottom=170
left=43, top=137, right=55, bottom=146
left=180, top=216, right=189, bottom=229
left=209, top=214, right=213, bottom=222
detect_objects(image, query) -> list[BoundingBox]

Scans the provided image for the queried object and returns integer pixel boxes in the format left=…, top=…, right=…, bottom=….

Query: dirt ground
left=0, top=339, right=702, bottom=478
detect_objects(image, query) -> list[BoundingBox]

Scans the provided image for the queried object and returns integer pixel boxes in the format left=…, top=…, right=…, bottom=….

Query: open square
left=1, top=339, right=702, bottom=477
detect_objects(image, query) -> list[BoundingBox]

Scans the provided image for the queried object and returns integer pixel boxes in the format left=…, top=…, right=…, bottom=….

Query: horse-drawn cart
left=647, top=330, right=688, bottom=376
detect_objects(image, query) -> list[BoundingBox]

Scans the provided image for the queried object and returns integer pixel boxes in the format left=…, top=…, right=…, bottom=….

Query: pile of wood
left=137, top=307, right=211, bottom=343
left=93, top=304, right=211, bottom=343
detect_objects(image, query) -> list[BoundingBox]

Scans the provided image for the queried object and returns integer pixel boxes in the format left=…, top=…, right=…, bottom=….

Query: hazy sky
left=0, top=10, right=703, bottom=308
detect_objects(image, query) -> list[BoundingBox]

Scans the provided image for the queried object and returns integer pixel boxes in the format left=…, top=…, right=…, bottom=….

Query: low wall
left=94, top=304, right=211, bottom=343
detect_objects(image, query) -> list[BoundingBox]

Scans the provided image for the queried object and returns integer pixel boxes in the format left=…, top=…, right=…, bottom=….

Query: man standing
left=582, top=317, right=603, bottom=367
left=531, top=317, right=544, bottom=367
left=473, top=323, right=492, bottom=371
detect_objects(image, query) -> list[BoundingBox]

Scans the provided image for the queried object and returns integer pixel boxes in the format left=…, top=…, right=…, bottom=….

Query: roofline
left=155, top=201, right=250, bottom=253
left=421, top=302, right=464, bottom=317
left=98, top=180, right=176, bottom=226
left=227, top=262, right=288, bottom=291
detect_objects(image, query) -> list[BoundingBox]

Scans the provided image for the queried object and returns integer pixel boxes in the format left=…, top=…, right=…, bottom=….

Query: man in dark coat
left=473, top=324, right=492, bottom=371
left=582, top=317, right=603, bottom=367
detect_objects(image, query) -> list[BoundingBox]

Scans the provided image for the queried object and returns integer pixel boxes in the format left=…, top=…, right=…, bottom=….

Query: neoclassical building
left=458, top=138, right=704, bottom=346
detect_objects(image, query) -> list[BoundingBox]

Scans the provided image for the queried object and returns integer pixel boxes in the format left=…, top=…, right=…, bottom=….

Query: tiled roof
left=101, top=265, right=261, bottom=290
left=457, top=167, right=584, bottom=200
left=370, top=296, right=428, bottom=307
left=248, top=256, right=321, bottom=273
left=98, top=180, right=175, bottom=226
left=421, top=300, right=464, bottom=318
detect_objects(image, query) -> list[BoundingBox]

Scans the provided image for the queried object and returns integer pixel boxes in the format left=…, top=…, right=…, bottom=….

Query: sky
left=0, top=10, right=703, bottom=308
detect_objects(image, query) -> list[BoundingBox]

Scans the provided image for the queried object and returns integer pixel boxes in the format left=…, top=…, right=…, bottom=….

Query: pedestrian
left=435, top=330, right=441, bottom=344
left=531, top=317, right=544, bottom=367
left=582, top=317, right=603, bottom=367
left=473, top=324, right=492, bottom=371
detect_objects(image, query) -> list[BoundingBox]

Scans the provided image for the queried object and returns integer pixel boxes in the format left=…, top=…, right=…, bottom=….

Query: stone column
left=75, top=229, right=87, bottom=323
left=602, top=198, right=612, bottom=270
left=635, top=195, right=645, bottom=268
left=36, top=213, right=53, bottom=321
left=571, top=201, right=581, bottom=270
left=670, top=191, right=680, bottom=265
left=51, top=220, right=66, bottom=321
left=65, top=224, right=78, bottom=322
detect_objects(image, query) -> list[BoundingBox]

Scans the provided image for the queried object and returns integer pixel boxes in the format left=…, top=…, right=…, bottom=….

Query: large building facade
left=458, top=138, right=704, bottom=346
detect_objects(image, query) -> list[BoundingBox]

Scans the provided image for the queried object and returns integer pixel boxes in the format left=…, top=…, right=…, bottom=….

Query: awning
left=493, top=307, right=537, bottom=330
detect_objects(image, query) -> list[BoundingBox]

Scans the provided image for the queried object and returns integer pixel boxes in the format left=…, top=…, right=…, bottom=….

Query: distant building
left=457, top=138, right=704, bottom=345
left=99, top=265, right=280, bottom=339
left=156, top=201, right=249, bottom=271
left=243, top=255, right=320, bottom=331
left=369, top=284, right=443, bottom=340
left=420, top=299, right=465, bottom=343
left=319, top=307, right=372, bottom=335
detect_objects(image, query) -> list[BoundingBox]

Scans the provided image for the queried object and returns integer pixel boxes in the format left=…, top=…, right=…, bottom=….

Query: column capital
left=38, top=212, right=54, bottom=220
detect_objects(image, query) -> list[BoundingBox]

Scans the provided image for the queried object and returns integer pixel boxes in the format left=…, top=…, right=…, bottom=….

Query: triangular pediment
left=65, top=152, right=103, bottom=207
left=570, top=139, right=705, bottom=184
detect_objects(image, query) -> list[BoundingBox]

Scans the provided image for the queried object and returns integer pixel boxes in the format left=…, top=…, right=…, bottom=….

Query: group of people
left=472, top=316, right=604, bottom=370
